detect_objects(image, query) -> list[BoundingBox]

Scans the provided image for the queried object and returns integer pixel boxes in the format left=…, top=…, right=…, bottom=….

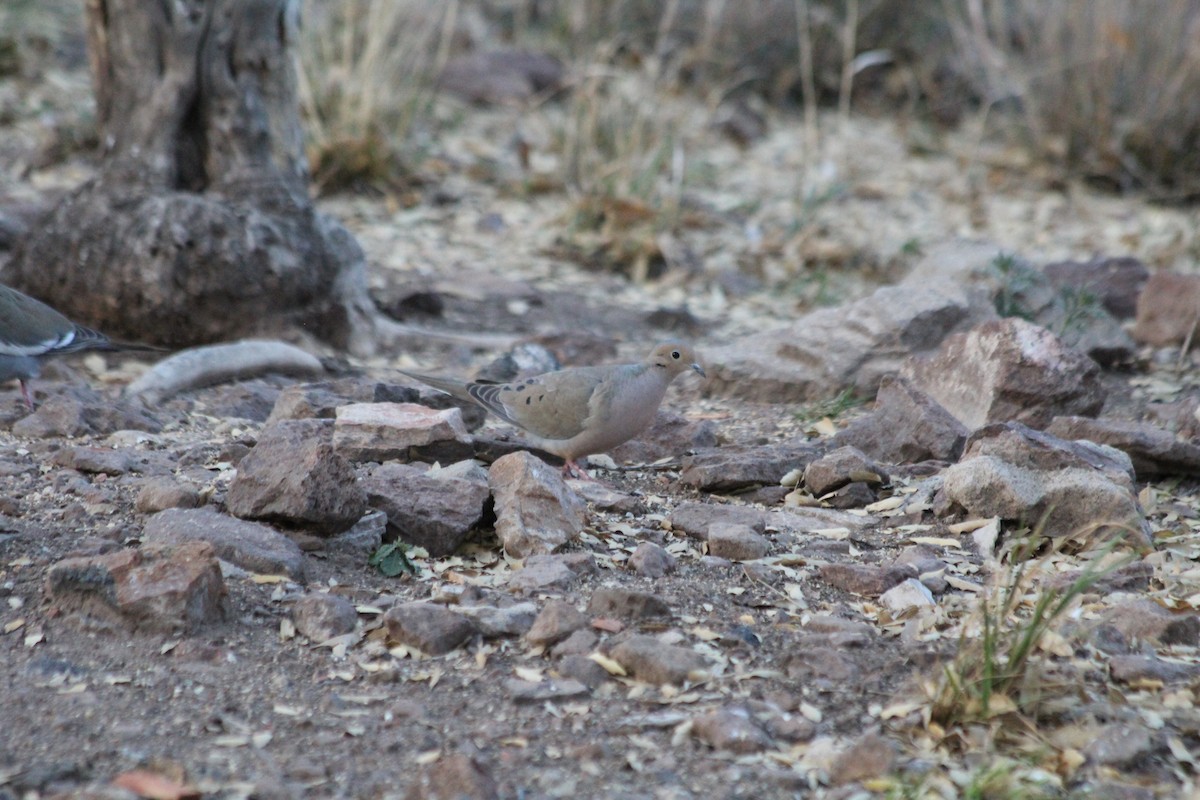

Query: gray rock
left=704, top=244, right=997, bottom=402
left=135, top=478, right=203, bottom=513
left=879, top=578, right=936, bottom=613
left=1043, top=256, right=1149, bottom=320
left=1046, top=415, right=1200, bottom=480
left=706, top=523, right=770, bottom=561
left=832, top=375, right=968, bottom=463
left=291, top=593, right=359, bottom=642
left=489, top=451, right=585, bottom=558
left=963, top=422, right=1136, bottom=486
left=327, top=510, right=387, bottom=559
left=505, top=677, right=590, bottom=703
left=143, top=507, right=306, bottom=579
left=627, top=542, right=677, bottom=578
left=1100, top=599, right=1200, bottom=646
left=455, top=602, right=537, bottom=638
left=384, top=602, right=476, bottom=656
left=668, top=501, right=766, bottom=540
left=1084, top=724, right=1155, bottom=768
left=265, top=379, right=379, bottom=424
left=587, top=588, right=671, bottom=620
left=403, top=750, right=498, bottom=800
left=818, top=563, right=916, bottom=596
left=692, top=706, right=772, bottom=754
left=45, top=541, right=228, bottom=633
left=1108, top=654, right=1200, bottom=684
left=525, top=600, right=589, bottom=647
left=1133, top=271, right=1200, bottom=346
left=508, top=557, right=583, bottom=592
left=941, top=456, right=1149, bottom=546
left=803, top=446, right=889, bottom=496
left=829, top=731, right=897, bottom=786
left=680, top=442, right=824, bottom=492
left=608, top=634, right=710, bottom=685
left=333, top=402, right=472, bottom=463
left=361, top=461, right=489, bottom=557
left=903, top=317, right=1105, bottom=430
left=227, top=419, right=366, bottom=535
left=556, top=654, right=611, bottom=689
left=550, top=628, right=599, bottom=658
left=784, top=646, right=860, bottom=685
left=567, top=480, right=643, bottom=514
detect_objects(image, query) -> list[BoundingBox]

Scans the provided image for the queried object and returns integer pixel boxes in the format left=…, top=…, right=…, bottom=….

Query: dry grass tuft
left=946, top=0, right=1200, bottom=197
left=296, top=0, right=457, bottom=194
left=928, top=528, right=1129, bottom=731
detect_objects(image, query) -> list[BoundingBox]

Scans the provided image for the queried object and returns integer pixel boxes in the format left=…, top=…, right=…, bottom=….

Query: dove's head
left=647, top=342, right=706, bottom=379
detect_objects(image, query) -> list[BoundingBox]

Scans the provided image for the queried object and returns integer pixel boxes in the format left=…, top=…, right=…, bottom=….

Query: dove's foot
left=562, top=460, right=596, bottom=480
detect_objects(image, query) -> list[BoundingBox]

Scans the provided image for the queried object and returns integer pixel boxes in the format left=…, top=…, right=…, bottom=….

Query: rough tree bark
left=5, top=0, right=380, bottom=353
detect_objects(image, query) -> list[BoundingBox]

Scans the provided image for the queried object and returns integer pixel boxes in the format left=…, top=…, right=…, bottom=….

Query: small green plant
left=990, top=253, right=1036, bottom=321
left=369, top=541, right=417, bottom=577
left=932, top=528, right=1127, bottom=727
left=793, top=387, right=863, bottom=423
left=1055, top=285, right=1103, bottom=337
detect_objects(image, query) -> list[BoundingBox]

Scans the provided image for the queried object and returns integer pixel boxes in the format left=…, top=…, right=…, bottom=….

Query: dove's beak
left=691, top=362, right=706, bottom=378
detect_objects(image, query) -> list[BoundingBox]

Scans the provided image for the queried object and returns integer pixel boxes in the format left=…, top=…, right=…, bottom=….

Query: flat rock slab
left=227, top=419, right=366, bottom=535
left=692, top=706, right=773, bottom=754
left=679, top=442, right=825, bottom=492
left=1046, top=415, right=1200, bottom=480
left=291, top=592, right=359, bottom=642
left=803, top=446, right=889, bottom=497
left=903, top=317, right=1105, bottom=430
left=361, top=461, right=490, bottom=557
left=587, top=588, right=671, bottom=620
left=333, top=402, right=471, bottom=463
left=525, top=600, right=589, bottom=647
left=489, top=451, right=585, bottom=558
left=668, top=501, right=870, bottom=540
left=1133, top=271, right=1200, bottom=346
left=45, top=541, right=228, bottom=633
left=941, top=456, right=1150, bottom=547
left=143, top=507, right=307, bottom=579
left=703, top=251, right=996, bottom=403
left=706, top=524, right=770, bottom=561
left=608, top=634, right=711, bottom=686
left=831, top=375, right=967, bottom=464
left=384, top=602, right=477, bottom=656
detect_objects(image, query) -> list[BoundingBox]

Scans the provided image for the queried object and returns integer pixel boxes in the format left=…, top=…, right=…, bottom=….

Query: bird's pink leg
left=562, top=460, right=596, bottom=480
left=18, top=380, right=34, bottom=411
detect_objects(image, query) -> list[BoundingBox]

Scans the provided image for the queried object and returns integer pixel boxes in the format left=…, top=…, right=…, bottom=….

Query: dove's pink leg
left=562, top=460, right=596, bottom=480
left=19, top=380, right=34, bottom=411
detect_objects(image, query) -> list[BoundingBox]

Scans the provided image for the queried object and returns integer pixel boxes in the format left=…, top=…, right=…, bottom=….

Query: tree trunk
left=5, top=0, right=379, bottom=353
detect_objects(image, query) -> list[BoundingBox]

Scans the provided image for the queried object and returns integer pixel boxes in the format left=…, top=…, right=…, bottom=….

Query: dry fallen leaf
left=112, top=769, right=199, bottom=800
left=589, top=652, right=628, bottom=676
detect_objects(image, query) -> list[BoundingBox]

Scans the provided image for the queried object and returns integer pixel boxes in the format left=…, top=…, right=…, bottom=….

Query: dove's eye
left=671, top=350, right=681, bottom=360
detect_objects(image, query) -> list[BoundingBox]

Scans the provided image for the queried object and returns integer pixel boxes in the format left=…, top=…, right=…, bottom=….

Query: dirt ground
left=3, top=25, right=1200, bottom=800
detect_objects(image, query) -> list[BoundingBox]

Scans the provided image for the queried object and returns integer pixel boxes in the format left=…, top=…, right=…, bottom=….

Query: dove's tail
left=398, top=369, right=476, bottom=403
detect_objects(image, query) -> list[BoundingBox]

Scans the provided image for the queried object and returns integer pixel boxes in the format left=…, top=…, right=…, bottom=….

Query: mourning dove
left=0, top=284, right=161, bottom=410
left=402, top=342, right=706, bottom=477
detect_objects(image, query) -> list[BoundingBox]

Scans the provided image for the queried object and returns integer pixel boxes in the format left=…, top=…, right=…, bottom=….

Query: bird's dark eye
left=671, top=350, right=681, bottom=360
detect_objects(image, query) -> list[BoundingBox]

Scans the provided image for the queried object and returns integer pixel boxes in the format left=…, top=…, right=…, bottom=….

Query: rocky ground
left=4, top=33, right=1200, bottom=800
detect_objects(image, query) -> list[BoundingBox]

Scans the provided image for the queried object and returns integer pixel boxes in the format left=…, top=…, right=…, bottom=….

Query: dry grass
left=928, top=529, right=1129, bottom=731
left=946, top=0, right=1200, bottom=197
left=296, top=0, right=457, bottom=194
